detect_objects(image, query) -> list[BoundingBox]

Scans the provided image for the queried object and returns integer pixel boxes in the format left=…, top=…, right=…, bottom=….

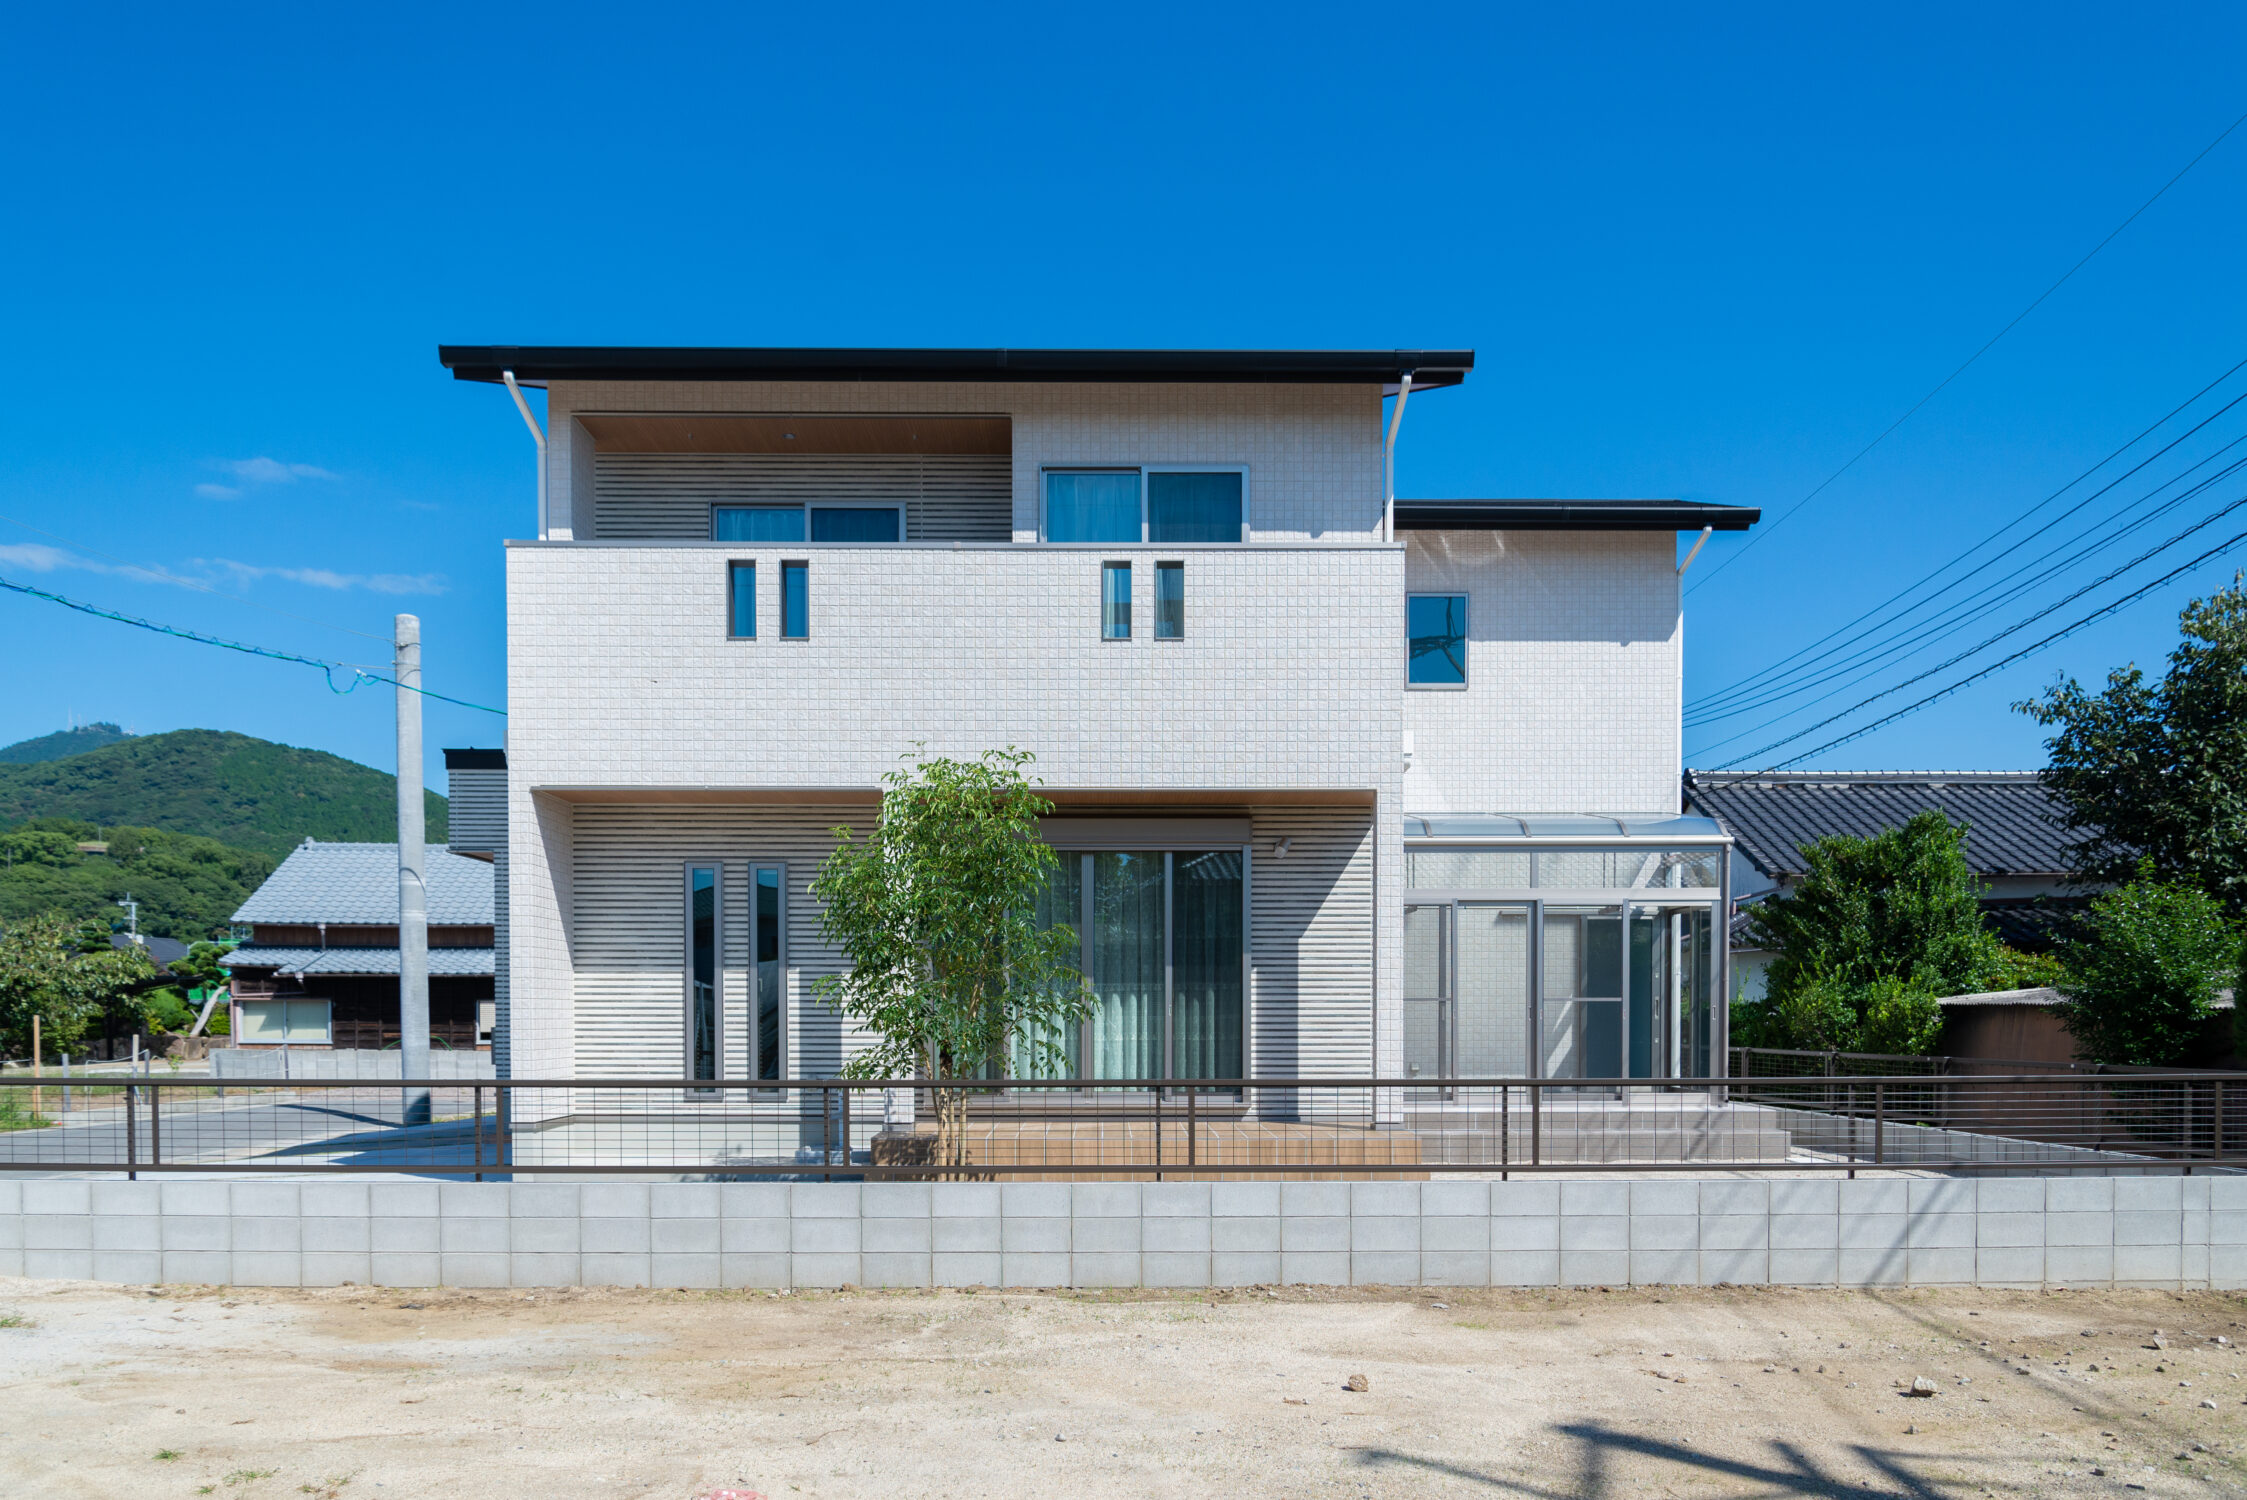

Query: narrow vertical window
left=1155, top=561, right=1184, bottom=640
left=782, top=561, right=809, bottom=639
left=1407, top=593, right=1468, bottom=686
left=1102, top=562, right=1132, bottom=640
left=754, top=866, right=783, bottom=1081
left=687, top=866, right=719, bottom=1083
left=727, top=561, right=755, bottom=639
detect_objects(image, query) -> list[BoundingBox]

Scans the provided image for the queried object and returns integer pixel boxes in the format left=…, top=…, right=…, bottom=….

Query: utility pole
left=115, top=894, right=140, bottom=943
left=396, top=613, right=431, bottom=1126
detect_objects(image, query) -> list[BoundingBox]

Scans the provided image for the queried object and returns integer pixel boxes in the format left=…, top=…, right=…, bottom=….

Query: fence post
left=1874, top=1082, right=1885, bottom=1167
left=839, top=1083, right=852, bottom=1174
left=1153, top=1084, right=1165, bottom=1183
left=149, top=1080, right=161, bottom=1169
left=1845, top=1083, right=1856, bottom=1180
left=1186, top=1085, right=1197, bottom=1173
left=2217, top=1080, right=2227, bottom=1165
left=1501, top=1083, right=1510, bottom=1181
left=1530, top=1079, right=1542, bottom=1169
left=473, top=1084, right=485, bottom=1183
left=125, top=1078, right=138, bottom=1182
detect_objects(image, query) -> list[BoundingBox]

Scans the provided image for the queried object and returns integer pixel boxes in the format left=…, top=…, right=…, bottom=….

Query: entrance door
left=1402, top=903, right=1450, bottom=1082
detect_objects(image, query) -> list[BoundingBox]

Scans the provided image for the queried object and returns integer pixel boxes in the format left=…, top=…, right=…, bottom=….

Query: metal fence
left=3, top=1071, right=2244, bottom=1179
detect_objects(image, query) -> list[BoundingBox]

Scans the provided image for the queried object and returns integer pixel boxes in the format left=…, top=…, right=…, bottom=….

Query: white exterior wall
left=541, top=381, right=1386, bottom=544
left=1403, top=531, right=1681, bottom=814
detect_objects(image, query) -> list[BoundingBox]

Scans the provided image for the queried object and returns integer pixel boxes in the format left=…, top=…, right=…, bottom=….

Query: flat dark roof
left=442, top=747, right=507, bottom=770
left=437, top=346, right=1472, bottom=389
left=1394, top=499, right=1759, bottom=532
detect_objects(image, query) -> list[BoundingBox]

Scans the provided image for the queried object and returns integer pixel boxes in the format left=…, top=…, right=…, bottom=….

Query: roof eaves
left=437, top=346, right=1473, bottom=389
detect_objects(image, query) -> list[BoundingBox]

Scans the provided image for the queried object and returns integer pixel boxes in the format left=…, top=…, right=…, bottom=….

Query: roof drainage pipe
left=1382, top=370, right=1414, bottom=543
left=501, top=370, right=549, bottom=537
left=1677, top=525, right=1715, bottom=575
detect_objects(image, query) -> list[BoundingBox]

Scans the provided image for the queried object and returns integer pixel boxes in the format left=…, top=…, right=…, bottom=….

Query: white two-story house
left=441, top=345, right=1756, bottom=1122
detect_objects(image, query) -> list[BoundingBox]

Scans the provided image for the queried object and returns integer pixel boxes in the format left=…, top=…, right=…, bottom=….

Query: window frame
left=1039, top=465, right=1251, bottom=544
left=1406, top=591, right=1470, bottom=690
left=726, top=560, right=756, bottom=640
left=1101, top=560, right=1132, bottom=641
left=781, top=560, right=810, bottom=639
left=1154, top=560, right=1184, bottom=640
left=683, top=862, right=724, bottom=1086
left=747, top=862, right=787, bottom=1087
left=709, top=503, right=907, bottom=544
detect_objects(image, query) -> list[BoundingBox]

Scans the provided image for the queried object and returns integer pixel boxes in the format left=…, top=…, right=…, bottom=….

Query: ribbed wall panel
left=1249, top=807, right=1375, bottom=1077
left=592, top=453, right=1010, bottom=542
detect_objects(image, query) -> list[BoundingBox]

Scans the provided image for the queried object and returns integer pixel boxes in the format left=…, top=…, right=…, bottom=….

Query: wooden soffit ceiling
left=575, top=413, right=1011, bottom=455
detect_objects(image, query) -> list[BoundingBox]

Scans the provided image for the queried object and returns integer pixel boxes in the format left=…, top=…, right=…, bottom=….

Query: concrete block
left=1280, top=1217, right=1350, bottom=1252
left=440, top=1253, right=511, bottom=1288
left=1212, top=1181, right=1281, bottom=1217
left=1629, top=1181, right=1698, bottom=1217
left=2045, top=1245, right=2115, bottom=1284
left=93, top=1250, right=163, bottom=1284
left=2209, top=1177, right=2247, bottom=1212
left=92, top=1216, right=160, bottom=1252
left=1700, top=1249, right=1768, bottom=1285
left=1144, top=1216, right=1211, bottom=1254
left=2183, top=1177, right=2211, bottom=1212
left=1212, top=1216, right=1279, bottom=1252
left=651, top=1217, right=720, bottom=1254
left=581, top=1217, right=652, bottom=1254
left=1907, top=1179, right=1974, bottom=1215
left=508, top=1217, right=577, bottom=1254
left=1489, top=1250, right=1559, bottom=1285
left=0, top=1180, right=18, bottom=1213
left=793, top=1183, right=862, bottom=1218
left=231, top=1252, right=302, bottom=1287
left=370, top=1252, right=440, bottom=1287
left=1770, top=1180, right=1838, bottom=1216
left=1144, top=1183, right=1211, bottom=1218
left=2184, top=1210, right=2210, bottom=1246
left=1976, top=1179, right=2044, bottom=1213
left=1072, top=1183, right=1141, bottom=1218
left=1558, top=1250, right=1630, bottom=1286
left=1279, top=1252, right=1350, bottom=1285
left=507, top=1253, right=580, bottom=1287
left=1351, top=1251, right=1421, bottom=1285
left=1001, top=1183, right=1070, bottom=1218
left=158, top=1181, right=229, bottom=1216
left=369, top=1182, right=440, bottom=1221
left=1978, top=1213, right=2045, bottom=1249
left=581, top=1183, right=652, bottom=1218
left=2209, top=1243, right=2247, bottom=1289
left=437, top=1217, right=506, bottom=1254
left=929, top=1183, right=1001, bottom=1217
left=1839, top=1245, right=1910, bottom=1283
left=302, top=1253, right=373, bottom=1287
left=1558, top=1216, right=1628, bottom=1252
left=2044, top=1212, right=2113, bottom=1247
left=2211, top=1211, right=2247, bottom=1246
left=234, top=1216, right=302, bottom=1253
left=860, top=1253, right=930, bottom=1289
left=1352, top=1216, right=1419, bottom=1253
left=2047, top=1176, right=2116, bottom=1213
left=861, top=1184, right=932, bottom=1218
left=1699, top=1180, right=1768, bottom=1217
left=1070, top=1215, right=1140, bottom=1254
left=90, top=1182, right=159, bottom=1215
left=650, top=1253, right=721, bottom=1289
left=1281, top=1182, right=1350, bottom=1218
left=931, top=1215, right=1001, bottom=1253
left=1836, top=1179, right=1906, bottom=1215
left=2114, top=1243, right=2183, bottom=1284
left=2183, top=1243, right=2209, bottom=1285
left=1491, top=1216, right=1559, bottom=1251
left=231, top=1182, right=301, bottom=1217
left=1144, top=1252, right=1212, bottom=1287
left=1071, top=1252, right=1142, bottom=1288
left=1838, top=1213, right=1908, bottom=1251
left=861, top=1217, right=932, bottom=1253
left=1000, top=1252, right=1068, bottom=1288
left=161, top=1216, right=228, bottom=1252
left=25, top=1216, right=91, bottom=1250
left=2117, top=1177, right=2184, bottom=1212
left=719, top=1183, right=788, bottom=1218
left=720, top=1253, right=790, bottom=1289
left=0, top=1218, right=17, bottom=1252
left=162, top=1250, right=234, bottom=1284
left=721, top=1215, right=787, bottom=1253
left=302, top=1182, right=372, bottom=1218
left=1905, top=1214, right=1974, bottom=1249
left=1630, top=1215, right=1697, bottom=1250
left=1489, top=1180, right=1560, bottom=1216
left=504, top=1183, right=575, bottom=1218
left=1421, top=1216, right=1488, bottom=1253
left=580, top=1253, right=653, bottom=1287
left=1349, top=1182, right=1420, bottom=1218
left=2117, top=1211, right=2182, bottom=1246
left=23, top=1180, right=89, bottom=1215
left=1768, top=1248, right=1838, bottom=1285
left=440, top=1184, right=509, bottom=1217
left=932, top=1252, right=1001, bottom=1288
left=650, top=1183, right=719, bottom=1217
left=791, top=1217, right=861, bottom=1255
left=1630, top=1249, right=1699, bottom=1285
left=1559, top=1181, right=1628, bottom=1217
left=1422, top=1181, right=1488, bottom=1217
left=1211, top=1252, right=1281, bottom=1286
left=1770, top=1214, right=1838, bottom=1250
left=1908, top=1247, right=1976, bottom=1284
left=1421, top=1249, right=1490, bottom=1286
left=1000, top=1217, right=1068, bottom=1254
left=1977, top=1246, right=2044, bottom=1285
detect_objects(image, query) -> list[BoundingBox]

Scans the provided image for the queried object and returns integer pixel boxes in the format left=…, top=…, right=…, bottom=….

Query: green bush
left=1856, top=975, right=1947, bottom=1055
left=2056, top=874, right=2242, bottom=1066
left=1990, top=945, right=2068, bottom=991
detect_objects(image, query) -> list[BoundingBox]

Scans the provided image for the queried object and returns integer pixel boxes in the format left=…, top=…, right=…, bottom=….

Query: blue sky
left=2, top=4, right=2244, bottom=795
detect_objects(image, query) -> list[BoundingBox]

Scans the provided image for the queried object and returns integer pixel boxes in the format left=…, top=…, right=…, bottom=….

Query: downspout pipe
left=1381, top=371, right=1414, bottom=543
left=1677, top=525, right=1715, bottom=575
left=501, top=370, right=549, bottom=537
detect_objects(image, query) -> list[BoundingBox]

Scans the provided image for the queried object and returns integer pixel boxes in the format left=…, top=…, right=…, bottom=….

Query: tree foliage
left=811, top=748, right=1086, bottom=1170
left=1734, top=810, right=2003, bottom=1054
left=2054, top=872, right=2241, bottom=1067
left=0, top=911, right=158, bottom=1060
left=2018, top=576, right=2247, bottom=920
left=0, top=820, right=272, bottom=941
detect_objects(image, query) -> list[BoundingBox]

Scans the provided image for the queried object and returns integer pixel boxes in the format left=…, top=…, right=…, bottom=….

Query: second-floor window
left=1155, top=561, right=1184, bottom=639
left=1043, top=468, right=1246, bottom=543
left=782, top=561, right=810, bottom=638
left=1102, top=562, right=1132, bottom=640
left=727, top=561, right=755, bottom=639
left=713, top=504, right=902, bottom=543
left=1408, top=593, right=1468, bottom=686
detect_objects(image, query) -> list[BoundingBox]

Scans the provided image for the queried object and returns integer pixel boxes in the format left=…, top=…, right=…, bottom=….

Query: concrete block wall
left=1, top=1175, right=2238, bottom=1291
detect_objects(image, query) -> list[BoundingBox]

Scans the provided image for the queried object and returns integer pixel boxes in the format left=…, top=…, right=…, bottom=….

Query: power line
left=1753, top=532, right=2247, bottom=770
left=1687, top=106, right=2247, bottom=597
left=0, top=573, right=505, bottom=716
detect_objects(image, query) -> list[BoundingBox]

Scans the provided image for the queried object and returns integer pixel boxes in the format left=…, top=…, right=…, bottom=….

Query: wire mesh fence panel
left=0, top=1073, right=2237, bottom=1178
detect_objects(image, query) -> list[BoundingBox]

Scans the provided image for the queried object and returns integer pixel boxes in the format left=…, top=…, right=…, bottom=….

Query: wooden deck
left=869, top=1119, right=1426, bottom=1181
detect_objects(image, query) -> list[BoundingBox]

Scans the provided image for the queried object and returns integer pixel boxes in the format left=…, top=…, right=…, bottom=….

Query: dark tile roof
left=1682, top=770, right=2079, bottom=881
left=220, top=945, right=495, bottom=977
left=230, top=842, right=495, bottom=925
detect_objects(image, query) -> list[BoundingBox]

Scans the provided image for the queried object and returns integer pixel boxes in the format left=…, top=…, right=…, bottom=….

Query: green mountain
left=0, top=820, right=275, bottom=942
left=0, top=722, right=133, bottom=764
left=0, top=729, right=447, bottom=863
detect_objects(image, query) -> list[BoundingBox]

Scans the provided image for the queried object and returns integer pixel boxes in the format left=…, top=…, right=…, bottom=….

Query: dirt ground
left=3, top=1279, right=2245, bottom=1499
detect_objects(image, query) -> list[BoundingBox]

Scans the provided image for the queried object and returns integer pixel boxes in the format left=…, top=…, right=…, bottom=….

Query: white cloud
left=0, top=541, right=189, bottom=589
left=203, top=559, right=447, bottom=596
left=194, top=482, right=242, bottom=500
left=218, top=457, right=340, bottom=485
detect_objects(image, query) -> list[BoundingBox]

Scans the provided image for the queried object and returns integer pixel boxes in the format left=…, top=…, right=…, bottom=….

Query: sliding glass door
left=1405, top=901, right=1532, bottom=1083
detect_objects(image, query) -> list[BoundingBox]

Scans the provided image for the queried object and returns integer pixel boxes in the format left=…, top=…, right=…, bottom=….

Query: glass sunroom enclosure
left=1403, top=815, right=1731, bottom=1083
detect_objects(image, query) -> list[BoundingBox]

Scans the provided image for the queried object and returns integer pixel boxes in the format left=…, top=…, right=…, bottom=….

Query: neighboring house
left=440, top=344, right=1758, bottom=1106
left=1680, top=770, right=2087, bottom=1005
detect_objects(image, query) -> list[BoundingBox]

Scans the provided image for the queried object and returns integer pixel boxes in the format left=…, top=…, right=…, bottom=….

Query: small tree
left=811, top=748, right=1085, bottom=1172
left=0, top=912, right=157, bottom=1060
left=2055, top=870, right=2241, bottom=1066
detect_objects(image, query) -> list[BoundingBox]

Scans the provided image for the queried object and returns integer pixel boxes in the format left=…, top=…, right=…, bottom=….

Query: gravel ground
left=3, top=1277, right=2245, bottom=1498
